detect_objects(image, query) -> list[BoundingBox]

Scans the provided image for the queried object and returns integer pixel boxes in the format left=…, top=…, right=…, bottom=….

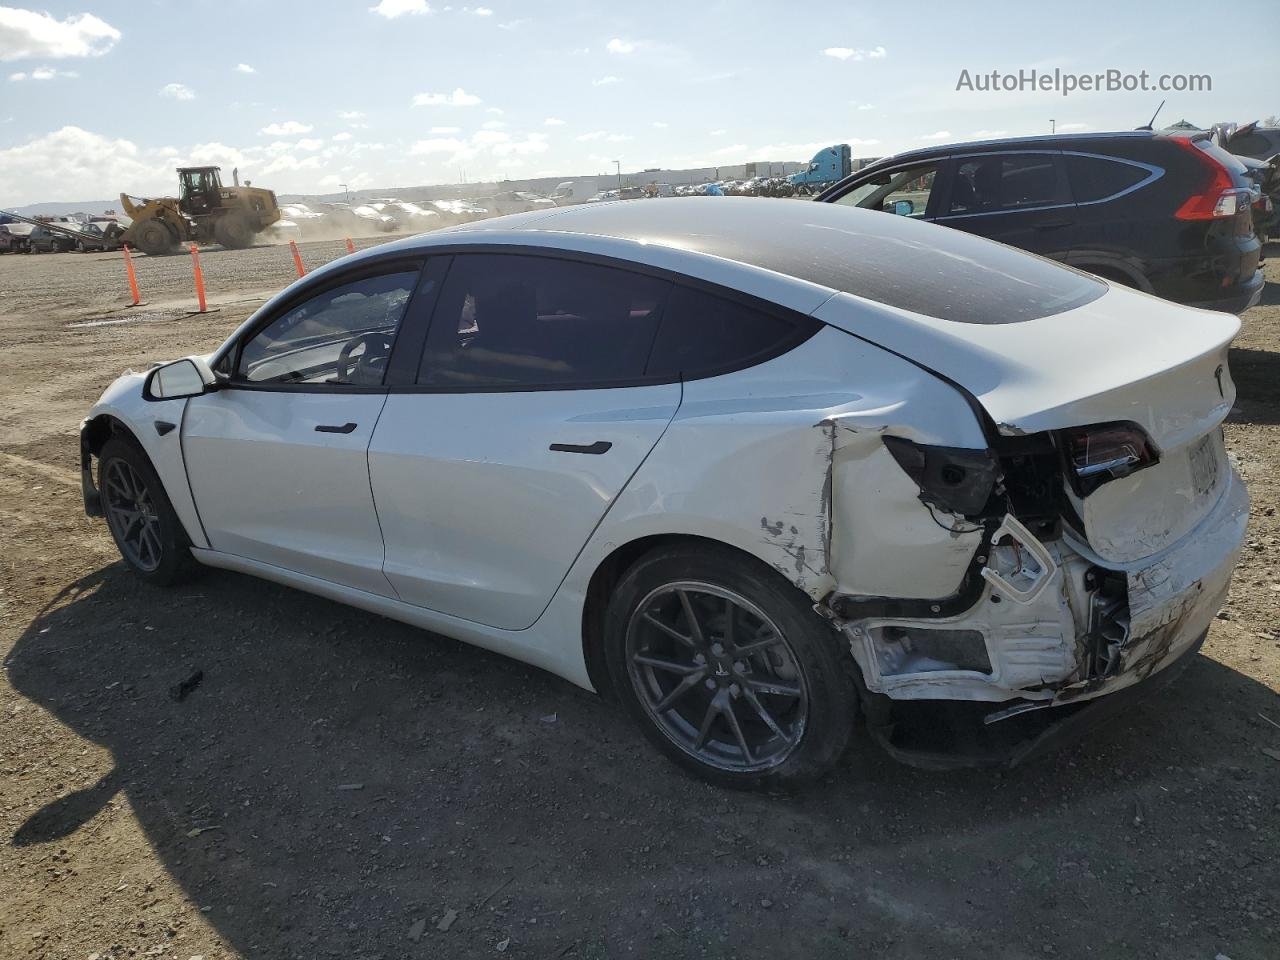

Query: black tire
left=98, top=434, right=199, bottom=586
left=214, top=211, right=255, bottom=249
left=134, top=219, right=178, bottom=256
left=604, top=543, right=857, bottom=789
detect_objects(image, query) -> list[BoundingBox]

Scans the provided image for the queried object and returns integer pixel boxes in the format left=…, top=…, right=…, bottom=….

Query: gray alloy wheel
left=102, top=457, right=164, bottom=573
left=625, top=580, right=809, bottom=773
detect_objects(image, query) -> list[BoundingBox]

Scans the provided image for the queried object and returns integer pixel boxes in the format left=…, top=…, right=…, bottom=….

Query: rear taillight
left=1062, top=422, right=1159, bottom=495
left=1171, top=137, right=1250, bottom=220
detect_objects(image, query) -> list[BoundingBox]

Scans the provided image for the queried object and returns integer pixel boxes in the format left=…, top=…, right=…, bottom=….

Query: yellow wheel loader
left=120, top=166, right=281, bottom=255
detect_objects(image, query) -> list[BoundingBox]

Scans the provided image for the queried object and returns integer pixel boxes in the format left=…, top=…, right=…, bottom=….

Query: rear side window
left=418, top=254, right=670, bottom=388
left=947, top=154, right=1069, bottom=214
left=645, top=286, right=812, bottom=380
left=1065, top=154, right=1152, bottom=202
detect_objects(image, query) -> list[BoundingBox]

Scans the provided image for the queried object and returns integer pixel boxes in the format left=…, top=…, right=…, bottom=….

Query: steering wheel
left=337, top=331, right=395, bottom=384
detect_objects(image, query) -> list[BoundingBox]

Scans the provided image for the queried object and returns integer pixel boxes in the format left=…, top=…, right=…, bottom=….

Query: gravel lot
left=1, top=239, right=1277, bottom=960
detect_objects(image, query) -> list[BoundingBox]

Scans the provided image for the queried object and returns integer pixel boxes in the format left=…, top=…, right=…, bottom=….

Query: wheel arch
left=82, top=404, right=209, bottom=549
left=580, top=532, right=818, bottom=698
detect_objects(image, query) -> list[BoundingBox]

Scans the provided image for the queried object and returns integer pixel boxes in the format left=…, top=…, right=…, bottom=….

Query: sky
left=0, top=0, right=1275, bottom=205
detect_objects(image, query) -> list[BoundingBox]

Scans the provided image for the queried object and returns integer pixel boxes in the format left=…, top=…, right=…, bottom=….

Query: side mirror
left=144, top=357, right=214, bottom=401
left=892, top=199, right=915, bottom=216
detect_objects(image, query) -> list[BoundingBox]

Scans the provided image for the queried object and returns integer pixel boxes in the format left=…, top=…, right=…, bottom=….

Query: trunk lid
left=815, top=283, right=1240, bottom=562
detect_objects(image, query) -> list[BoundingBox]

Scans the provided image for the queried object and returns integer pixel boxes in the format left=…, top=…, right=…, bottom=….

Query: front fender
left=83, top=371, right=208, bottom=549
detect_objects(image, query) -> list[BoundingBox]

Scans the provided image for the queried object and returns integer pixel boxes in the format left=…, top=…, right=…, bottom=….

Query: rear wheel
left=99, top=434, right=198, bottom=586
left=214, top=211, right=255, bottom=249
left=604, top=544, right=857, bottom=789
left=133, top=219, right=179, bottom=256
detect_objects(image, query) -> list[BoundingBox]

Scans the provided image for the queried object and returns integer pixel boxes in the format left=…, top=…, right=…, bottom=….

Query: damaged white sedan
left=81, top=198, right=1248, bottom=787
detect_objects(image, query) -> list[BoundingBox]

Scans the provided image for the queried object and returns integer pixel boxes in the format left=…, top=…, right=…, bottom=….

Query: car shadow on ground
left=1228, top=346, right=1280, bottom=425
left=7, top=563, right=1279, bottom=958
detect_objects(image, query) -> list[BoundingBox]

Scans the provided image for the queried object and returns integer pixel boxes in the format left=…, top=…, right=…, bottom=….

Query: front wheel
left=604, top=544, right=858, bottom=789
left=99, top=435, right=198, bottom=586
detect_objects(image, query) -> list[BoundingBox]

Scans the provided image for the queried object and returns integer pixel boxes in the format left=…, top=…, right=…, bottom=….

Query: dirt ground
left=1, top=240, right=1277, bottom=960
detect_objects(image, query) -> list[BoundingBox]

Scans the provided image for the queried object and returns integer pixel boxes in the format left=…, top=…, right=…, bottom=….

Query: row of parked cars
left=811, top=126, right=1273, bottom=315
left=0, top=215, right=123, bottom=254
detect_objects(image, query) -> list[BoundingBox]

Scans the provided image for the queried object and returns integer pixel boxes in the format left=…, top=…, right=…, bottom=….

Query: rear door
left=369, top=252, right=681, bottom=630
left=935, top=150, right=1076, bottom=259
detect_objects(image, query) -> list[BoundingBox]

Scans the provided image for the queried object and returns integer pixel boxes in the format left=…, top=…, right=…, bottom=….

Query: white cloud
left=430, top=125, right=460, bottom=133
left=710, top=143, right=748, bottom=157
left=592, top=75, right=619, bottom=86
left=160, top=82, right=195, bottom=100
left=709, top=128, right=726, bottom=136
left=9, top=65, right=76, bottom=80
left=606, top=133, right=631, bottom=142
left=339, top=110, right=365, bottom=120
left=651, top=121, right=668, bottom=129
left=968, top=129, right=1008, bottom=139
left=294, top=138, right=324, bottom=151
left=471, top=129, right=508, bottom=145
left=369, top=0, right=431, bottom=18
left=482, top=119, right=506, bottom=129
left=485, top=106, right=504, bottom=115
left=856, top=102, right=875, bottom=110
left=606, top=37, right=635, bottom=54
left=0, top=126, right=166, bottom=204
left=234, top=63, right=255, bottom=74
left=471, top=6, right=492, bottom=14
left=0, top=8, right=120, bottom=60
left=332, top=131, right=353, bottom=141
left=575, top=131, right=605, bottom=141
left=412, top=87, right=481, bottom=106
left=260, top=120, right=313, bottom=135
left=543, top=117, right=565, bottom=126
left=498, top=18, right=528, bottom=29
left=822, top=45, right=886, bottom=61
left=919, top=130, right=951, bottom=141
left=491, top=132, right=548, bottom=157
left=411, top=137, right=466, bottom=155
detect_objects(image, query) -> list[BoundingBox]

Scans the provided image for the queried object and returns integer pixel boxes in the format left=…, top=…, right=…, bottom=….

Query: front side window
left=947, top=154, right=1069, bottom=215
left=417, top=254, right=670, bottom=388
left=237, top=268, right=419, bottom=385
left=834, top=162, right=940, bottom=218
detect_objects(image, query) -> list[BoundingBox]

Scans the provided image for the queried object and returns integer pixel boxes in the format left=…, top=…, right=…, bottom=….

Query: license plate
left=1189, top=433, right=1220, bottom=498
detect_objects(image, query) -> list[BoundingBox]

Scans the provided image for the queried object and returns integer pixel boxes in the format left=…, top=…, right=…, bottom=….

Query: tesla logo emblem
left=1214, top=364, right=1225, bottom=399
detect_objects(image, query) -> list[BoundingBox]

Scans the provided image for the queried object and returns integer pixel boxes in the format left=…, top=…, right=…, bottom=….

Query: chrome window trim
left=934, top=149, right=1163, bottom=222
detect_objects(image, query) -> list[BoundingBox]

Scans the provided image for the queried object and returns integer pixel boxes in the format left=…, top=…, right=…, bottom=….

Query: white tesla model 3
left=81, top=198, right=1248, bottom=787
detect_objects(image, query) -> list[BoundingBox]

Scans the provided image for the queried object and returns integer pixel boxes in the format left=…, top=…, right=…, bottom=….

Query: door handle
left=315, top=422, right=358, bottom=434
left=549, top=440, right=612, bottom=455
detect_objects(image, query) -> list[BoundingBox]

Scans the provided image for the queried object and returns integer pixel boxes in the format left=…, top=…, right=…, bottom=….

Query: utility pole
left=614, top=159, right=622, bottom=193
left=339, top=183, right=349, bottom=204
left=1050, top=118, right=1056, bottom=134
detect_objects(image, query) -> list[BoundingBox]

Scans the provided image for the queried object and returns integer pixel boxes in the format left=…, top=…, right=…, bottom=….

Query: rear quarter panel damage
left=580, top=327, right=988, bottom=602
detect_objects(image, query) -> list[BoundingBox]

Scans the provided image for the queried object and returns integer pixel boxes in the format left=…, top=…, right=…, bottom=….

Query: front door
left=183, top=263, right=425, bottom=595
left=369, top=252, right=681, bottom=630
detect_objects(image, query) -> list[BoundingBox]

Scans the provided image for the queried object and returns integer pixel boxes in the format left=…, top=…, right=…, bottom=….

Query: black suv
left=816, top=131, right=1264, bottom=314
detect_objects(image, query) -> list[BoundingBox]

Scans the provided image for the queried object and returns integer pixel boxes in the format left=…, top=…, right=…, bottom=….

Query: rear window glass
left=947, top=154, right=1069, bottom=214
left=723, top=212, right=1105, bottom=324
left=1066, top=154, right=1151, bottom=202
left=646, top=286, right=811, bottom=379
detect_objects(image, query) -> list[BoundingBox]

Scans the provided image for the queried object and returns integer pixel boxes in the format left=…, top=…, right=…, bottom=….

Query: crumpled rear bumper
left=848, top=465, right=1248, bottom=768
left=1050, top=464, right=1248, bottom=708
